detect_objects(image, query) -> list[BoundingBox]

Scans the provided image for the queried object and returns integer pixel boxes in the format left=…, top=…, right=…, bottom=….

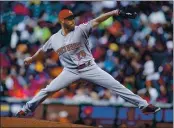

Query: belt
left=77, top=61, right=92, bottom=70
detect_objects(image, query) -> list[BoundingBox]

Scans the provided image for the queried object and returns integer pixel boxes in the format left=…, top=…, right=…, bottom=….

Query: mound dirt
left=1, top=117, right=95, bottom=128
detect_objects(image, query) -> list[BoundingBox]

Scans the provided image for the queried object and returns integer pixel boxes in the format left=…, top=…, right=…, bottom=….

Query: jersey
left=41, top=21, right=95, bottom=69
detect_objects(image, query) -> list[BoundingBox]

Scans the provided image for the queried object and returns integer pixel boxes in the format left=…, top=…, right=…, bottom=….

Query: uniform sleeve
left=79, top=21, right=93, bottom=37
left=41, top=36, right=53, bottom=52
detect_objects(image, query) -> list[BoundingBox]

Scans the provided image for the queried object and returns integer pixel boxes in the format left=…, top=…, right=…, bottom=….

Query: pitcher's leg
left=80, top=65, right=148, bottom=108
left=21, top=69, right=80, bottom=113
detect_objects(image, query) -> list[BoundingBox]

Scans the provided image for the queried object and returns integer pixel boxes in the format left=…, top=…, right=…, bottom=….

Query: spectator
left=138, top=80, right=159, bottom=103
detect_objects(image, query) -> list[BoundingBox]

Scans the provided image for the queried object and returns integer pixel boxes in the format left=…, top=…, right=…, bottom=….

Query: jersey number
left=77, top=50, right=86, bottom=60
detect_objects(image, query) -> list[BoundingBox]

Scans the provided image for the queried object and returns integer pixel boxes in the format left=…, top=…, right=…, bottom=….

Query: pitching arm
left=31, top=48, right=45, bottom=62
left=24, top=36, right=53, bottom=65
left=24, top=48, right=45, bottom=65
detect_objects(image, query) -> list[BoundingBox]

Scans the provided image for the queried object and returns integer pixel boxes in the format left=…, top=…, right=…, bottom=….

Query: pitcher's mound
left=1, top=117, right=95, bottom=128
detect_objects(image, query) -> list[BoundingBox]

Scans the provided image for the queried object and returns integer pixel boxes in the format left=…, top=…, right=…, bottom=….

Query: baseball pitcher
left=16, top=9, right=160, bottom=117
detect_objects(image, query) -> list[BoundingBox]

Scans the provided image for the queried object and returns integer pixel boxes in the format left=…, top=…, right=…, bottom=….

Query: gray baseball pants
left=22, top=63, right=148, bottom=113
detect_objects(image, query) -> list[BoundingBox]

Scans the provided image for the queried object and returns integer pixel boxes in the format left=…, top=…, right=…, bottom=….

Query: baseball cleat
left=142, top=104, right=161, bottom=114
left=16, top=110, right=27, bottom=118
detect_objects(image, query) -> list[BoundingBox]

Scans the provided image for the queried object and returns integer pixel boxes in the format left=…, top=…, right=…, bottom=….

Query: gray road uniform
left=22, top=21, right=148, bottom=113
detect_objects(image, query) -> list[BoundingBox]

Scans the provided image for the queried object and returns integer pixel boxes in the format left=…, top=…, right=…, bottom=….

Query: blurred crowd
left=0, top=1, right=173, bottom=105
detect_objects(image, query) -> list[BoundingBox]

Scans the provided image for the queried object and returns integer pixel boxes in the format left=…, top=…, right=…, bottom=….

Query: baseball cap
left=58, top=9, right=74, bottom=21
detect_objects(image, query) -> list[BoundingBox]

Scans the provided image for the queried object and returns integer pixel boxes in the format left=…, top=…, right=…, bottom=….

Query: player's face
left=63, top=15, right=75, bottom=31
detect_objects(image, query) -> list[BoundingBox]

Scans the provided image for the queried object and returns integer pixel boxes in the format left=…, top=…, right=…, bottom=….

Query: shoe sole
left=15, top=111, right=27, bottom=118
left=16, top=112, right=34, bottom=118
left=143, top=107, right=161, bottom=115
left=155, top=107, right=161, bottom=113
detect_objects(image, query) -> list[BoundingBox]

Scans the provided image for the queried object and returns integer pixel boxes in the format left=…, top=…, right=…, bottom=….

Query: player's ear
left=61, top=20, right=65, bottom=24
left=59, top=19, right=64, bottom=24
